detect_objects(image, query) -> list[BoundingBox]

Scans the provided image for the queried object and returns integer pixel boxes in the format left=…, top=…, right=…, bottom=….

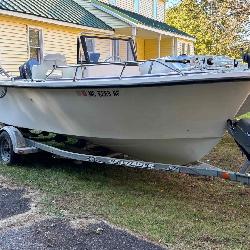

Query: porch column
left=131, top=26, right=137, bottom=40
left=172, top=37, right=177, bottom=56
left=131, top=27, right=137, bottom=60
left=158, top=34, right=162, bottom=58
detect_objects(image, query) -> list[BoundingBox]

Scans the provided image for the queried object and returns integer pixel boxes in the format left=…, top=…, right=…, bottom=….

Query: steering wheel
left=104, top=56, right=122, bottom=62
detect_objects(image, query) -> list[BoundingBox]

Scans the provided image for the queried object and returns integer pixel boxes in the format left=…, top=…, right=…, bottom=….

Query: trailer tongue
left=0, top=123, right=249, bottom=186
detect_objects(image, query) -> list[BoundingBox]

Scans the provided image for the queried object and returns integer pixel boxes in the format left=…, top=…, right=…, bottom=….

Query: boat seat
left=84, top=64, right=140, bottom=78
left=32, top=53, right=67, bottom=80
left=89, top=52, right=100, bottom=63
left=32, top=54, right=85, bottom=80
left=139, top=60, right=173, bottom=75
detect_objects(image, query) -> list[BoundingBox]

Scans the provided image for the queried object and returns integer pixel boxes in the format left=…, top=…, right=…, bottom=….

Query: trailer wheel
left=0, top=131, right=16, bottom=165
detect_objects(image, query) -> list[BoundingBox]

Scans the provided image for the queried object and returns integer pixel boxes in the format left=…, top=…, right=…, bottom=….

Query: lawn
left=0, top=133, right=249, bottom=249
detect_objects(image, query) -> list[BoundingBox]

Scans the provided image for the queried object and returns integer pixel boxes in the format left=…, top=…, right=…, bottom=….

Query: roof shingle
left=0, top=0, right=112, bottom=30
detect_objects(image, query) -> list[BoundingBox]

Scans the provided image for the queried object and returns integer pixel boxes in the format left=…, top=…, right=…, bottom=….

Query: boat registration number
left=77, top=90, right=119, bottom=97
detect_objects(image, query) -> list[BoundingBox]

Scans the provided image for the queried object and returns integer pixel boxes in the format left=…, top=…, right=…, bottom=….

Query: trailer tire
left=0, top=131, right=17, bottom=165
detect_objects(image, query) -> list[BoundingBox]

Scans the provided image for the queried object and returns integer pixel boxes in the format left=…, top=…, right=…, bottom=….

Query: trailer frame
left=0, top=126, right=249, bottom=186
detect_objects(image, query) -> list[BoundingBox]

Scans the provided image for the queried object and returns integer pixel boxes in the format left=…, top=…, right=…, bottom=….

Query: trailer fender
left=0, top=126, right=37, bottom=154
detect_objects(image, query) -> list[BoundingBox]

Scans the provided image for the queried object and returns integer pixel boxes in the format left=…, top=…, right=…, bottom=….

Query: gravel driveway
left=0, top=179, right=166, bottom=250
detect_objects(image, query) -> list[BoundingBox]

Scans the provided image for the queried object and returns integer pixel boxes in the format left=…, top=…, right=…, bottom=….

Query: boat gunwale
left=0, top=72, right=250, bottom=89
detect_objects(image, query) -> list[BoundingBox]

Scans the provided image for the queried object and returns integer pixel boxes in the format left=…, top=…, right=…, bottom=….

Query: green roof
left=93, top=0, right=194, bottom=39
left=0, top=0, right=112, bottom=30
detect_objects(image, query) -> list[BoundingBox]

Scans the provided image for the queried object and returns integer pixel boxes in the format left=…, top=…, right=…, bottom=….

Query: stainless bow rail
left=43, top=59, right=188, bottom=82
left=0, top=65, right=10, bottom=78
left=0, top=126, right=249, bottom=186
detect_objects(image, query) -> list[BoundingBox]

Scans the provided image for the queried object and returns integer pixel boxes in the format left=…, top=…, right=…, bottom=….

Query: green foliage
left=166, top=0, right=250, bottom=57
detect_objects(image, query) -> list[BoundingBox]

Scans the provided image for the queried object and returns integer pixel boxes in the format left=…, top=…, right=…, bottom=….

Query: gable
left=98, top=0, right=166, bottom=22
left=93, top=0, right=195, bottom=40
left=0, top=0, right=112, bottom=30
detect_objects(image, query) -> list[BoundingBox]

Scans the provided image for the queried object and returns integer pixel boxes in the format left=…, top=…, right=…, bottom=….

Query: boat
left=0, top=34, right=250, bottom=164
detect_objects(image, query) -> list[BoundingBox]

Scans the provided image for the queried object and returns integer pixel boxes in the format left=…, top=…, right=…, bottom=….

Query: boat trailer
left=0, top=124, right=249, bottom=186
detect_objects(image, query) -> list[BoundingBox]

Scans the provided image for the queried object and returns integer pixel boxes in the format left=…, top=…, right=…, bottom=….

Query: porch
left=93, top=0, right=195, bottom=61
left=116, top=27, right=176, bottom=60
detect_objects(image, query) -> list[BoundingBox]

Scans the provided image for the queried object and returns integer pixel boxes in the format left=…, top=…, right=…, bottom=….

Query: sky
left=166, top=0, right=182, bottom=8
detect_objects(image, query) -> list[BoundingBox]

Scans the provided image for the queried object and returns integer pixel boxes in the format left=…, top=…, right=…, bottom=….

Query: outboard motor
left=244, top=53, right=250, bottom=69
left=19, top=59, right=39, bottom=79
left=207, top=57, right=214, bottom=66
left=240, top=48, right=250, bottom=69
left=227, top=119, right=250, bottom=160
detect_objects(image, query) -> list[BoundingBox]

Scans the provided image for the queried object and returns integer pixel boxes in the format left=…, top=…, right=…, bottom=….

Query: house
left=88, top=0, right=195, bottom=60
left=0, top=0, right=195, bottom=75
left=0, top=0, right=113, bottom=75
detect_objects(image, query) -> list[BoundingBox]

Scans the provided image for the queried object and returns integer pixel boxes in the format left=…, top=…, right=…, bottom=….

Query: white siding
left=177, top=39, right=195, bottom=55
left=119, top=40, right=128, bottom=61
left=99, top=0, right=166, bottom=21
left=160, top=38, right=173, bottom=57
left=94, top=38, right=111, bottom=61
left=158, top=0, right=165, bottom=22
left=116, top=0, right=134, bottom=11
left=0, top=18, right=28, bottom=74
left=43, top=28, right=78, bottom=64
left=140, top=0, right=153, bottom=19
left=0, top=14, right=90, bottom=75
left=75, top=0, right=129, bottom=29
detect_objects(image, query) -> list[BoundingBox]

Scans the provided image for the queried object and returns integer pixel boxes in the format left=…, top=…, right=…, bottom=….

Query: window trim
left=109, top=0, right=116, bottom=5
left=181, top=43, right=186, bottom=55
left=187, top=44, right=191, bottom=55
left=86, top=38, right=95, bottom=53
left=27, top=26, right=43, bottom=62
left=153, top=0, right=158, bottom=19
left=112, top=39, right=120, bottom=61
left=134, top=0, right=140, bottom=13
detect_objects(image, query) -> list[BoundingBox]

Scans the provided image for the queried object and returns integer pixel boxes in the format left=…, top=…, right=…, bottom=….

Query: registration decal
left=77, top=90, right=119, bottom=97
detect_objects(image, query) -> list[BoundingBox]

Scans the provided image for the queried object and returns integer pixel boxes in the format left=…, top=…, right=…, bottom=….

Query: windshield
left=78, top=36, right=136, bottom=64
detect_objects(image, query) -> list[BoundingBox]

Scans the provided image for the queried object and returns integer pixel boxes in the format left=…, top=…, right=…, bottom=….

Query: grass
left=237, top=112, right=250, bottom=120
left=0, top=135, right=249, bottom=249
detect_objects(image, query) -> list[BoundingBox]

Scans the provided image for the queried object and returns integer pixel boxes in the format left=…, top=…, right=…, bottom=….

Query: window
left=127, top=41, right=135, bottom=61
left=77, top=38, right=95, bottom=63
left=181, top=43, right=186, bottom=55
left=86, top=38, right=95, bottom=53
left=109, top=0, right=116, bottom=5
left=134, top=0, right=140, bottom=13
left=28, top=28, right=42, bottom=61
left=153, top=0, right=158, bottom=19
left=112, top=40, right=120, bottom=61
left=187, top=44, right=191, bottom=55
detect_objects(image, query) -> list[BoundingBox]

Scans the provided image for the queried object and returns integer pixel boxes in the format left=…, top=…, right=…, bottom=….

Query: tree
left=166, top=0, right=250, bottom=57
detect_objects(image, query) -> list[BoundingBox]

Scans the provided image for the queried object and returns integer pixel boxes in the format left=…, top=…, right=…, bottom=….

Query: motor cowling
left=242, top=52, right=250, bottom=69
left=19, top=59, right=39, bottom=79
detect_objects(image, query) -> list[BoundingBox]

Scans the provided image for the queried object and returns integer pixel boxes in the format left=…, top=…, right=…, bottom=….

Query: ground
left=0, top=133, right=249, bottom=249
left=0, top=179, right=165, bottom=250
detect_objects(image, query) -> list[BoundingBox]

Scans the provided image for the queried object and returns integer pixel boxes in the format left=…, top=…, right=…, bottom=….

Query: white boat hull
left=0, top=72, right=250, bottom=164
